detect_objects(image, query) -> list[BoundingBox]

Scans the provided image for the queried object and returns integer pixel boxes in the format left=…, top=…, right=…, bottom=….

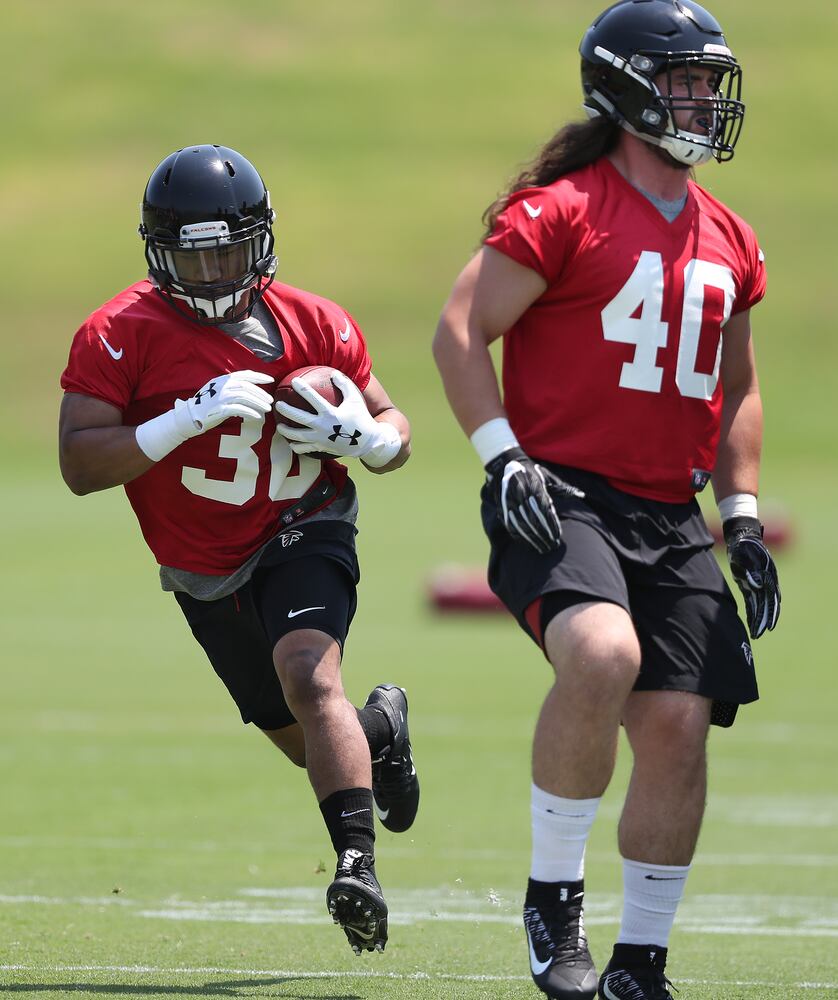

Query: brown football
left=274, top=366, right=344, bottom=461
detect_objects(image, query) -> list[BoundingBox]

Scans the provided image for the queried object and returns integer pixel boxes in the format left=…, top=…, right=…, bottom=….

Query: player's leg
left=596, top=690, right=709, bottom=1000
left=524, top=598, right=640, bottom=1000
left=483, top=477, right=636, bottom=1000
left=597, top=515, right=756, bottom=999
left=258, top=555, right=388, bottom=954
left=260, top=724, right=306, bottom=767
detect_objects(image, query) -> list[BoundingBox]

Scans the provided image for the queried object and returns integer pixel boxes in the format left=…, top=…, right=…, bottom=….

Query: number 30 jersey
left=484, top=157, right=766, bottom=503
left=61, top=280, right=372, bottom=574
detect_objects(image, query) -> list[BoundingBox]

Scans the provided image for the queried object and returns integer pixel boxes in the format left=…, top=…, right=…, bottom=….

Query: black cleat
left=365, top=684, right=420, bottom=833
left=523, top=878, right=598, bottom=999
left=326, top=848, right=388, bottom=955
left=598, top=945, right=674, bottom=999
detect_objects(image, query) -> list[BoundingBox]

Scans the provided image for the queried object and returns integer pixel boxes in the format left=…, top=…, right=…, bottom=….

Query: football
left=274, top=365, right=344, bottom=461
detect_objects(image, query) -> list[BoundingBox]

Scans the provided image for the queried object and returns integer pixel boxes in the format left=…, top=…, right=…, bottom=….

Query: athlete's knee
left=273, top=632, right=342, bottom=713
left=627, top=692, right=710, bottom=766
left=546, top=604, right=641, bottom=691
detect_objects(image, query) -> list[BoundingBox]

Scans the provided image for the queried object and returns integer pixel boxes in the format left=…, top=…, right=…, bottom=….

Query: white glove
left=275, top=370, right=401, bottom=468
left=136, top=370, right=274, bottom=462
left=180, top=370, right=274, bottom=432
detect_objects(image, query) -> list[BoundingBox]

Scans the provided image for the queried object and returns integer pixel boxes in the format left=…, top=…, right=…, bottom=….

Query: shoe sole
left=326, top=878, right=388, bottom=955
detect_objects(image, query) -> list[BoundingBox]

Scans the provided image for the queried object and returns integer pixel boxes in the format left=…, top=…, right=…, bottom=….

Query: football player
left=59, top=144, right=419, bottom=956
left=432, top=2, right=780, bottom=998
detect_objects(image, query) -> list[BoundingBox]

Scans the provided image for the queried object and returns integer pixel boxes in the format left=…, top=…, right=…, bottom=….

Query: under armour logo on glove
left=193, top=382, right=218, bottom=404
left=327, top=425, right=363, bottom=446
left=724, top=516, right=781, bottom=640
left=275, top=370, right=401, bottom=466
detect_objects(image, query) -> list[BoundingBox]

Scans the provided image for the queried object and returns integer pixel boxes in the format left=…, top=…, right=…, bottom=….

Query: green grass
left=2, top=1, right=838, bottom=998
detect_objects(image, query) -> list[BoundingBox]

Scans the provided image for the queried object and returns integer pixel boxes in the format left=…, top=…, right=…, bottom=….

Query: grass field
left=2, top=2, right=838, bottom=998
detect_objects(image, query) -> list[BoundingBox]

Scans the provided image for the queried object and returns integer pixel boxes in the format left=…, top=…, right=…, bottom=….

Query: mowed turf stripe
left=1, top=835, right=837, bottom=868
left=3, top=889, right=838, bottom=937
left=0, top=965, right=835, bottom=990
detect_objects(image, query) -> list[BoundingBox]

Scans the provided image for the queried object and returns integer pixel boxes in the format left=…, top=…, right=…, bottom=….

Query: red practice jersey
left=485, top=157, right=766, bottom=502
left=61, top=281, right=372, bottom=573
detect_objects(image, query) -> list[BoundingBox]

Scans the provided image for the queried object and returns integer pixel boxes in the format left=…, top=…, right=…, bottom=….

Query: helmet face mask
left=580, top=0, right=745, bottom=165
left=139, top=145, right=277, bottom=325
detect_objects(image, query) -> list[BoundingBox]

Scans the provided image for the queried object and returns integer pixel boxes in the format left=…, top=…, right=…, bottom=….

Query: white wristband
left=135, top=400, right=199, bottom=462
left=361, top=420, right=402, bottom=469
left=717, top=493, right=758, bottom=523
left=470, top=417, right=519, bottom=465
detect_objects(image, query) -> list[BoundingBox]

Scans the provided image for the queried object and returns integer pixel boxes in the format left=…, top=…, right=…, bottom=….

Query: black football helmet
left=138, top=144, right=277, bottom=324
left=580, top=0, right=744, bottom=165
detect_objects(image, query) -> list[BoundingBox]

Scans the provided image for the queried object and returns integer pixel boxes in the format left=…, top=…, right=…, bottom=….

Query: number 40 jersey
left=61, top=280, right=371, bottom=574
left=485, top=157, right=766, bottom=503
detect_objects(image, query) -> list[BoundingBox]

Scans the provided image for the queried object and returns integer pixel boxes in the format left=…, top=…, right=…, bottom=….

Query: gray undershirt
left=158, top=300, right=358, bottom=601
left=635, top=185, right=688, bottom=222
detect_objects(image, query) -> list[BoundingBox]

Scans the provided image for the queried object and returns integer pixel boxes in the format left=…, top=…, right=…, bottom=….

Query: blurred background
left=2, top=1, right=837, bottom=996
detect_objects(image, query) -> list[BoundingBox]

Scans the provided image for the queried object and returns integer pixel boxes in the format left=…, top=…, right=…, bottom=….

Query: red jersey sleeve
left=484, top=188, right=575, bottom=285
left=60, top=313, right=139, bottom=411
left=733, top=230, right=767, bottom=315
left=315, top=305, right=373, bottom=391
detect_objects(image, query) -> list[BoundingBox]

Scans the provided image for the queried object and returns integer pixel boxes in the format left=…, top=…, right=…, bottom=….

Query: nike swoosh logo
left=98, top=334, right=123, bottom=360
left=522, top=199, right=542, bottom=220
left=287, top=606, right=326, bottom=618
left=526, top=928, right=552, bottom=976
left=340, top=808, right=371, bottom=818
left=339, top=319, right=351, bottom=342
left=373, top=803, right=390, bottom=822
left=644, top=874, right=686, bottom=881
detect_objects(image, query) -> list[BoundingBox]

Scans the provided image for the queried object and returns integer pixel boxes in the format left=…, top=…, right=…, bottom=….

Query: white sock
left=530, top=784, right=600, bottom=883
left=617, top=858, right=691, bottom=947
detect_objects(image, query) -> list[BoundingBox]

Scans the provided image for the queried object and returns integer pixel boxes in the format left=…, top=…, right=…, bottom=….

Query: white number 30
left=181, top=417, right=321, bottom=506
left=601, top=251, right=735, bottom=400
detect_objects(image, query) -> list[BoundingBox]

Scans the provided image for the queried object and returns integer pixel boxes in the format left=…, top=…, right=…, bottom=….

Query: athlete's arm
left=59, top=392, right=154, bottom=495
left=713, top=309, right=762, bottom=502
left=713, top=309, right=780, bottom=639
left=361, top=373, right=411, bottom=474
left=432, top=246, right=547, bottom=436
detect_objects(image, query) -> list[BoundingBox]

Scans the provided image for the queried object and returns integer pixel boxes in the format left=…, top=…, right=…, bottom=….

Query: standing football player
left=433, top=2, right=781, bottom=998
left=59, top=143, right=420, bottom=956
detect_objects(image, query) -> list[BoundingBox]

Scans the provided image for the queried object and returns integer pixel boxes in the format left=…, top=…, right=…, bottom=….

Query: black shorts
left=481, top=464, right=757, bottom=727
left=174, top=520, right=359, bottom=731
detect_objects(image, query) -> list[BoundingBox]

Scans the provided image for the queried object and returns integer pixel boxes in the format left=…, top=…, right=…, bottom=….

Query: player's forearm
left=432, top=314, right=506, bottom=438
left=712, top=387, right=763, bottom=502
left=60, top=426, right=155, bottom=495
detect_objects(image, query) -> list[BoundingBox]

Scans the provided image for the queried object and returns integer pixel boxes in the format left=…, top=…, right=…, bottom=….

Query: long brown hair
left=482, top=117, right=620, bottom=241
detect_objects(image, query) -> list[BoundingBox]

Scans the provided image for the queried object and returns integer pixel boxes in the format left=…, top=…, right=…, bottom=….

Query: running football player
left=59, top=144, right=420, bottom=956
left=433, top=2, right=781, bottom=997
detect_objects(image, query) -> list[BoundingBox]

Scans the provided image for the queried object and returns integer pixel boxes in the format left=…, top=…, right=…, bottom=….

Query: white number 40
left=601, top=251, right=734, bottom=400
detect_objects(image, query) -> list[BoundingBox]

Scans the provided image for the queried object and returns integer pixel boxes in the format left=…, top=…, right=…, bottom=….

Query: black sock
left=611, top=943, right=667, bottom=970
left=356, top=706, right=392, bottom=759
left=319, top=787, right=375, bottom=856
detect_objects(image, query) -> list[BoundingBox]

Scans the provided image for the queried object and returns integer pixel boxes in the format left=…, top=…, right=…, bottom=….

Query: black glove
left=485, top=447, right=584, bottom=554
left=723, top=515, right=781, bottom=640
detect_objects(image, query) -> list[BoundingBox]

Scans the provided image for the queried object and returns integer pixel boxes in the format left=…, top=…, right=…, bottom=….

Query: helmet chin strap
left=621, top=120, right=715, bottom=166
left=172, top=287, right=250, bottom=322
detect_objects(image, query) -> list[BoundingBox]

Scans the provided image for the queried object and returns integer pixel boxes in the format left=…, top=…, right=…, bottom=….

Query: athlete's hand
left=179, top=370, right=275, bottom=433
left=275, top=371, right=400, bottom=466
left=485, top=447, right=585, bottom=554
left=724, top=516, right=781, bottom=639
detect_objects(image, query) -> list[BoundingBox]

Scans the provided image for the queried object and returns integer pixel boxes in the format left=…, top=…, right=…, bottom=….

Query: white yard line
left=0, top=964, right=835, bottom=990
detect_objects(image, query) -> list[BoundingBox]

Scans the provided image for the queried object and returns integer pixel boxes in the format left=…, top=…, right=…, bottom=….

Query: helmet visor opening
left=168, top=239, right=260, bottom=286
